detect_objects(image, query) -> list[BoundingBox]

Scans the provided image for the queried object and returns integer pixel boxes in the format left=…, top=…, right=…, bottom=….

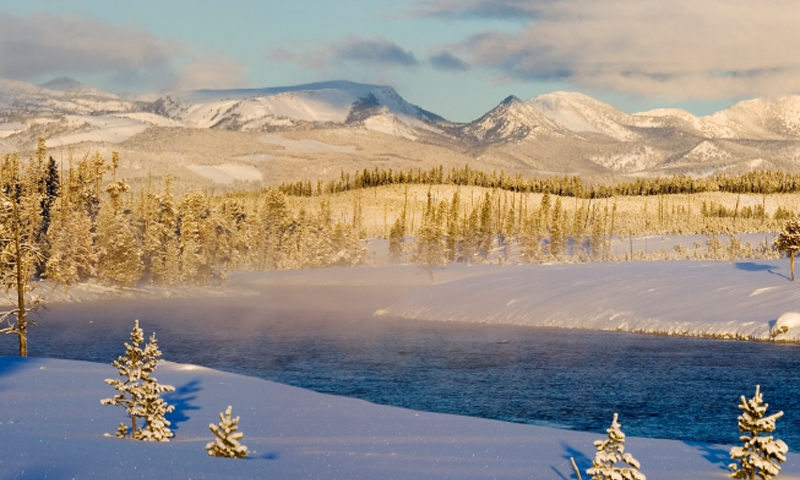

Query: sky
left=1, top=0, right=799, bottom=122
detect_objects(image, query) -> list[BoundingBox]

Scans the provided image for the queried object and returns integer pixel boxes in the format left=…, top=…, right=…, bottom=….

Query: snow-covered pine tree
left=206, top=405, right=248, bottom=458
left=136, top=331, right=176, bottom=441
left=44, top=193, right=96, bottom=287
left=95, top=154, right=143, bottom=287
left=102, top=320, right=175, bottom=441
left=586, top=413, right=645, bottom=480
left=729, top=385, right=788, bottom=480
left=773, top=219, right=800, bottom=281
left=178, top=191, right=211, bottom=284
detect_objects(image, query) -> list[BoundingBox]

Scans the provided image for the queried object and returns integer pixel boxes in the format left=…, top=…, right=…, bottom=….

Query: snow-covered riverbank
left=3, top=356, right=796, bottom=480
left=381, top=260, right=800, bottom=342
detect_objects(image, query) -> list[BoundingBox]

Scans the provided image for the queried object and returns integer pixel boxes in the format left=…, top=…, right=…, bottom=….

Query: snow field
left=185, top=164, right=264, bottom=184
left=4, top=356, right=799, bottom=479
left=45, top=115, right=148, bottom=147
left=258, top=134, right=356, bottom=153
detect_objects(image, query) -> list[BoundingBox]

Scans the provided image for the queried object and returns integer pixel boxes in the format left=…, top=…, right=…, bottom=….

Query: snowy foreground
left=4, top=356, right=800, bottom=480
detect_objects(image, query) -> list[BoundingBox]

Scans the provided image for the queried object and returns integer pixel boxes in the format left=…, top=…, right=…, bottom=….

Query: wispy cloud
left=429, top=52, right=470, bottom=72
left=420, top=0, right=800, bottom=100
left=272, top=36, right=419, bottom=70
left=0, top=13, right=249, bottom=92
left=413, top=0, right=545, bottom=19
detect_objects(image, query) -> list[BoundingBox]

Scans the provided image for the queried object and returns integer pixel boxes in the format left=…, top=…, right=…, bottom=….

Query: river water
left=4, top=281, right=800, bottom=448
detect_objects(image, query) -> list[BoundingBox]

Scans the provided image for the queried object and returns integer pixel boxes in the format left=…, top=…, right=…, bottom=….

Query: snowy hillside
left=706, top=96, right=800, bottom=140
left=528, top=91, right=638, bottom=141
left=0, top=77, right=140, bottom=117
left=4, top=356, right=796, bottom=479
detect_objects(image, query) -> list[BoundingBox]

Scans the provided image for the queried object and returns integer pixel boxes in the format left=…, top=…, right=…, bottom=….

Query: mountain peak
left=500, top=95, right=522, bottom=106
left=38, top=77, right=118, bottom=98
left=39, top=77, right=84, bottom=92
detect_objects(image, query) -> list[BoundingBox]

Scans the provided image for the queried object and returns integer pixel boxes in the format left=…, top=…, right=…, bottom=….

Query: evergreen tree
left=259, top=189, right=289, bottom=270
left=95, top=154, right=143, bottom=286
left=388, top=216, right=406, bottom=263
left=586, top=413, right=645, bottom=480
left=519, top=209, right=543, bottom=264
left=142, top=175, right=181, bottom=285
left=729, top=385, right=788, bottom=480
left=210, top=197, right=249, bottom=281
left=445, top=189, right=462, bottom=262
left=414, top=191, right=447, bottom=280
left=178, top=191, right=211, bottom=284
left=589, top=204, right=604, bottom=261
left=206, top=405, right=248, bottom=458
left=549, top=197, right=565, bottom=258
left=95, top=194, right=143, bottom=286
left=460, top=206, right=480, bottom=264
left=102, top=320, right=175, bottom=441
left=43, top=195, right=96, bottom=287
left=773, top=219, right=800, bottom=281
left=477, top=191, right=494, bottom=259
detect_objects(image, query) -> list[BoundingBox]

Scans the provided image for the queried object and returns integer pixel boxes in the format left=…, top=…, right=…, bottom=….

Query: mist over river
left=5, top=270, right=800, bottom=448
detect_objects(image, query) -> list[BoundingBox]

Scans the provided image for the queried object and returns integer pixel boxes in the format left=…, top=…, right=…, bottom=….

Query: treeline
left=392, top=187, right=779, bottom=278
left=1, top=140, right=365, bottom=290
left=277, top=165, right=800, bottom=198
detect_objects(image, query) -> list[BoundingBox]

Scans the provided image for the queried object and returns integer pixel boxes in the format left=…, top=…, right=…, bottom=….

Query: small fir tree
left=729, top=385, right=788, bottom=480
left=773, top=219, right=800, bottom=281
left=102, top=320, right=175, bottom=441
left=207, top=405, right=248, bottom=458
left=586, top=413, right=645, bottom=480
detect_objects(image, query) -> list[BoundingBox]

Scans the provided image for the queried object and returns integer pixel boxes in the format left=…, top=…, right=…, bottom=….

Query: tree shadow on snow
left=164, top=379, right=202, bottom=431
left=0, top=357, right=37, bottom=392
left=15, top=465, right=76, bottom=480
left=557, top=442, right=591, bottom=479
left=685, top=441, right=730, bottom=471
left=734, top=262, right=790, bottom=280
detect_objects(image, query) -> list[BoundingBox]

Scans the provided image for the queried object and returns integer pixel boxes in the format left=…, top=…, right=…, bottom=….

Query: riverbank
left=3, top=356, right=796, bottom=480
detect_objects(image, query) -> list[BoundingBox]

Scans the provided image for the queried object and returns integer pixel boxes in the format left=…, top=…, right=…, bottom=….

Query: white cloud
left=425, top=0, right=800, bottom=100
left=272, top=36, right=419, bottom=70
left=0, top=13, right=250, bottom=93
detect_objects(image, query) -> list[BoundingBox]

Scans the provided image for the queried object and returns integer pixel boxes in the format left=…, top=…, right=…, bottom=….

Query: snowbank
left=3, top=356, right=795, bottom=479
left=383, top=260, right=800, bottom=342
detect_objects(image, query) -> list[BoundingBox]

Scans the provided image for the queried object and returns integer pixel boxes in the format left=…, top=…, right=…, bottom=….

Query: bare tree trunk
left=12, top=199, right=27, bottom=357
left=791, top=252, right=795, bottom=282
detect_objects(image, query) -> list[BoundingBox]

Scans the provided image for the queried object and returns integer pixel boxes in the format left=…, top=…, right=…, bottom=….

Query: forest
left=1, top=139, right=797, bottom=293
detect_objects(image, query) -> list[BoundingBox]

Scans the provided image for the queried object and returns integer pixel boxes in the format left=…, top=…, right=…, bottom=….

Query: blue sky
left=1, top=0, right=798, bottom=122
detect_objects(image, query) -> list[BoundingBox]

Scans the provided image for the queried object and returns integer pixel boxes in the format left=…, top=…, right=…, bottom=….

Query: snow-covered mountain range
left=2, top=76, right=800, bottom=182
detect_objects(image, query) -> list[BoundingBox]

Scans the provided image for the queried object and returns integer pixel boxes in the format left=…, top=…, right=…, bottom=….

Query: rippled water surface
left=5, top=282, right=800, bottom=448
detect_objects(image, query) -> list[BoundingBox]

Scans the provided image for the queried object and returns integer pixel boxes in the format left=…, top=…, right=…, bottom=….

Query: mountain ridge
left=2, top=76, right=800, bottom=183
